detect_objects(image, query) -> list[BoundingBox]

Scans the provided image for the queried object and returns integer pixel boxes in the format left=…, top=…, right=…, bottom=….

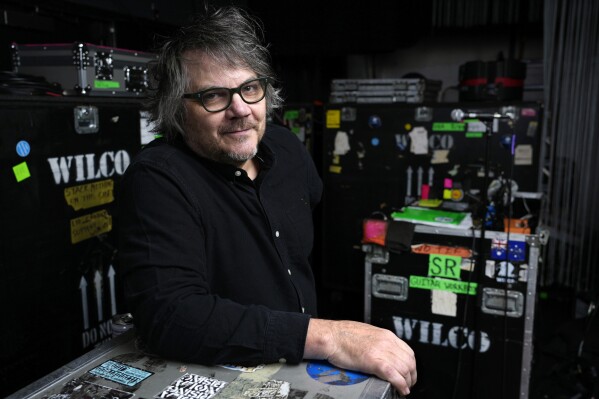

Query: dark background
left=0, top=0, right=542, bottom=103
left=2, top=1, right=597, bottom=398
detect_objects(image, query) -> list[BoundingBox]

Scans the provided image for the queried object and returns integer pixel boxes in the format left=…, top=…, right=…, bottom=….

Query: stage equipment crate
left=0, top=95, right=149, bottom=396
left=11, top=42, right=157, bottom=97
left=364, top=223, right=544, bottom=399
left=8, top=329, right=399, bottom=399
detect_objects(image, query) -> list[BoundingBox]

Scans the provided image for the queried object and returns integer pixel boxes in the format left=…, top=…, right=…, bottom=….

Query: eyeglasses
left=182, top=77, right=269, bottom=112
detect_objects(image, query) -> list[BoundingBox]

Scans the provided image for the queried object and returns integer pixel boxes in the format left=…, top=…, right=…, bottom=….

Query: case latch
left=372, top=274, right=408, bottom=301
left=74, top=105, right=99, bottom=134
left=481, top=287, right=524, bottom=317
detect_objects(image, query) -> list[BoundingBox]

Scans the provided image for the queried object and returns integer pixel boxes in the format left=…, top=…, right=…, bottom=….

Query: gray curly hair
left=146, top=5, right=284, bottom=141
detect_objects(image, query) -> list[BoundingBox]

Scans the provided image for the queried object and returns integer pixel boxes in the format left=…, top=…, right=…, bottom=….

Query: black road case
left=320, top=101, right=543, bottom=305
left=0, top=95, right=145, bottom=396
left=8, top=329, right=399, bottom=399
left=11, top=42, right=157, bottom=97
left=363, top=224, right=544, bottom=399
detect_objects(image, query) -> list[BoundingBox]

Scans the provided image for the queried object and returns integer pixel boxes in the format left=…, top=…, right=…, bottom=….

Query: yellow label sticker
left=70, top=209, right=112, bottom=244
left=326, top=110, right=341, bottom=128
left=328, top=165, right=342, bottom=174
left=64, top=179, right=114, bottom=211
left=429, top=254, right=462, bottom=279
left=404, top=123, right=412, bottom=131
left=13, top=162, right=31, bottom=182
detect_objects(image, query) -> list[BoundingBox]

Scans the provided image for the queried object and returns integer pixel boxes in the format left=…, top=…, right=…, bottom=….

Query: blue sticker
left=508, top=241, right=526, bottom=261
left=89, top=360, right=153, bottom=386
left=306, top=360, right=369, bottom=386
left=16, top=140, right=31, bottom=157
left=368, top=115, right=382, bottom=128
left=371, top=137, right=380, bottom=146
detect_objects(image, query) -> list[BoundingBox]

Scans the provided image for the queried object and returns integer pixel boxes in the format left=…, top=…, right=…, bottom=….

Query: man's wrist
left=304, top=318, right=334, bottom=359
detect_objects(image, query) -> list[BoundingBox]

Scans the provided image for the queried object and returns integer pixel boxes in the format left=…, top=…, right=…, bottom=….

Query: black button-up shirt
left=118, top=123, right=323, bottom=365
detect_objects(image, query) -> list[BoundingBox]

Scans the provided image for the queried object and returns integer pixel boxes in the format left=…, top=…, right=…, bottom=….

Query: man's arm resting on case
left=304, top=318, right=417, bottom=396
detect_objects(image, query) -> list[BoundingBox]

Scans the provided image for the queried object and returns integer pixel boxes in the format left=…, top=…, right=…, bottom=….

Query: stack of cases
left=0, top=95, right=145, bottom=396
left=11, top=42, right=157, bottom=97
left=329, top=78, right=442, bottom=104
left=363, top=224, right=542, bottom=399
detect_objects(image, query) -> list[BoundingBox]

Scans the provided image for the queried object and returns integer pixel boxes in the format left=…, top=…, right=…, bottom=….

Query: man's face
left=181, top=50, right=267, bottom=168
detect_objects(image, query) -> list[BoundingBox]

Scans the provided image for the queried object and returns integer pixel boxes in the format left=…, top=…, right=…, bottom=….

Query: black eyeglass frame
left=182, top=77, right=269, bottom=113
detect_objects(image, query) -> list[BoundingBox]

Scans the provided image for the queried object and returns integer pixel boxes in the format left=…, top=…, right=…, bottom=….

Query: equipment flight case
left=8, top=328, right=400, bottom=399
left=11, top=42, right=157, bottom=96
left=0, top=95, right=148, bottom=396
left=364, top=223, right=543, bottom=399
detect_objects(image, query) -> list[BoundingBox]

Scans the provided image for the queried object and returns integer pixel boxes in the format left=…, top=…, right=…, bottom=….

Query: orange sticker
left=411, top=243, right=472, bottom=258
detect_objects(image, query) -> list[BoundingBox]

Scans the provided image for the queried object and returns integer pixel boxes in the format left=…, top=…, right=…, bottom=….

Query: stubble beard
left=184, top=119, right=263, bottom=166
left=219, top=135, right=258, bottom=164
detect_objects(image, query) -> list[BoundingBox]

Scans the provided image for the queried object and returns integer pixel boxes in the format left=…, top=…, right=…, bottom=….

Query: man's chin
left=221, top=146, right=258, bottom=164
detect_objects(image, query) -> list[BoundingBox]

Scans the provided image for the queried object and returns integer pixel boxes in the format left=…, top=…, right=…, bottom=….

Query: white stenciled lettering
left=47, top=156, right=74, bottom=184
left=47, top=150, right=131, bottom=185
left=113, top=150, right=130, bottom=174
left=391, top=316, right=491, bottom=353
left=392, top=316, right=418, bottom=340
left=75, top=154, right=86, bottom=181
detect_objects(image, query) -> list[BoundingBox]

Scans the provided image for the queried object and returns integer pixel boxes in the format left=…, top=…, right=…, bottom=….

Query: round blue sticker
left=368, top=115, right=382, bottom=128
left=371, top=137, right=380, bottom=146
left=306, top=360, right=369, bottom=386
left=16, top=140, right=31, bottom=157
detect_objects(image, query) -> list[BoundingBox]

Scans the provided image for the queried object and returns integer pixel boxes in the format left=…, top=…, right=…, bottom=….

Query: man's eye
left=203, top=90, right=227, bottom=103
left=243, top=83, right=259, bottom=93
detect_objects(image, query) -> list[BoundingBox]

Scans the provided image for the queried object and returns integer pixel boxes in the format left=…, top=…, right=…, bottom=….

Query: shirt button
left=278, top=358, right=287, bottom=364
left=234, top=171, right=241, bottom=177
left=275, top=230, right=280, bottom=237
left=301, top=307, right=305, bottom=313
left=287, top=269, right=291, bottom=275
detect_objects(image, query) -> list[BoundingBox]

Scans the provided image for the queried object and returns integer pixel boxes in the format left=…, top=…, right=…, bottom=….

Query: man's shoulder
left=264, top=123, right=302, bottom=149
left=128, top=138, right=191, bottom=172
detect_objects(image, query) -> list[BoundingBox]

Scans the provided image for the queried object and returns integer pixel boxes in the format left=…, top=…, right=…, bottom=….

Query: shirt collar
left=176, top=136, right=275, bottom=183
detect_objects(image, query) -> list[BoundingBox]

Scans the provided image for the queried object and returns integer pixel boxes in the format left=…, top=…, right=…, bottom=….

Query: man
left=118, top=5, right=416, bottom=396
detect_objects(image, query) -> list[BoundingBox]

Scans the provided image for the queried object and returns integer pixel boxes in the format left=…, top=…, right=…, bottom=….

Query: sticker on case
left=306, top=360, right=369, bottom=386
left=13, top=162, right=31, bottom=182
left=157, top=373, right=227, bottom=399
left=16, top=140, right=31, bottom=157
left=88, top=360, right=153, bottom=386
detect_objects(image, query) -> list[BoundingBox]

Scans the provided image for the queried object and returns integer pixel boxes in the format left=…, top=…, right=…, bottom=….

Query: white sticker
left=409, top=126, right=429, bottom=155
left=157, top=374, right=227, bottom=399
left=333, top=131, right=350, bottom=155
left=243, top=380, right=290, bottom=398
left=431, top=149, right=449, bottom=164
left=485, top=260, right=496, bottom=278
left=140, top=110, right=157, bottom=145
left=219, top=364, right=265, bottom=373
left=431, top=289, right=457, bottom=317
left=514, top=144, right=533, bottom=165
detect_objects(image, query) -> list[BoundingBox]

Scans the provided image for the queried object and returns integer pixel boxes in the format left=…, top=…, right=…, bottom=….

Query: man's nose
left=227, top=93, right=251, bottom=115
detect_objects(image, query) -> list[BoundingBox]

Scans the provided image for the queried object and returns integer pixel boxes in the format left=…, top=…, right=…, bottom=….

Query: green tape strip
left=428, top=254, right=462, bottom=279
left=284, top=110, right=299, bottom=120
left=409, top=275, right=477, bottom=295
left=94, top=80, right=121, bottom=89
left=432, top=122, right=465, bottom=131
left=465, top=132, right=484, bottom=138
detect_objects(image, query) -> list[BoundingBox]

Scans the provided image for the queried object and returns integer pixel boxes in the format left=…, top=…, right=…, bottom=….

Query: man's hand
left=304, top=318, right=417, bottom=396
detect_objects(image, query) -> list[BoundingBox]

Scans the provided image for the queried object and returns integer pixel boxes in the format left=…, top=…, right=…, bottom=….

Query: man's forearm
left=303, top=318, right=417, bottom=396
